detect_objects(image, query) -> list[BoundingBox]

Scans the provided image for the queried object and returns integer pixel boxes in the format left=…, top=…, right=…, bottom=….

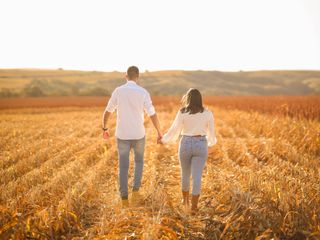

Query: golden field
left=0, top=98, right=320, bottom=239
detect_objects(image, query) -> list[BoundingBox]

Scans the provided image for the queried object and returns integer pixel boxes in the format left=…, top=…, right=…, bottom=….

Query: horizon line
left=1, top=67, right=320, bottom=73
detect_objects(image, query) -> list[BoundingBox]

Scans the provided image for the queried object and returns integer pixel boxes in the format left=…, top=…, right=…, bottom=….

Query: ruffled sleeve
left=161, top=111, right=183, bottom=144
left=207, top=111, right=218, bottom=146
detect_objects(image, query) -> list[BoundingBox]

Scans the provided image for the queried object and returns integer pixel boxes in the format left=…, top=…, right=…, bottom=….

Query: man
left=102, top=66, right=162, bottom=203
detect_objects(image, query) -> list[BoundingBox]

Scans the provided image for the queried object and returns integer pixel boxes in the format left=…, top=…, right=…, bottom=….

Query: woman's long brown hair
left=180, top=88, right=204, bottom=114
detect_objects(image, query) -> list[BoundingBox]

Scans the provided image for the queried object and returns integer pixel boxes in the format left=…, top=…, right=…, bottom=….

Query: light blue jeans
left=179, top=135, right=208, bottom=195
left=117, top=137, right=145, bottom=198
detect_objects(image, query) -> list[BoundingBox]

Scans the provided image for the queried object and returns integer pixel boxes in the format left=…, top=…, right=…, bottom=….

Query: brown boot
left=121, top=196, right=129, bottom=208
left=182, top=191, right=190, bottom=207
left=132, top=190, right=143, bottom=206
left=191, top=195, right=200, bottom=214
left=121, top=199, right=129, bottom=208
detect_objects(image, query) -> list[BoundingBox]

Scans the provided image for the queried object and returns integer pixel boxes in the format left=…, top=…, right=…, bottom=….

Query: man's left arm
left=144, top=92, right=162, bottom=142
left=150, top=113, right=162, bottom=142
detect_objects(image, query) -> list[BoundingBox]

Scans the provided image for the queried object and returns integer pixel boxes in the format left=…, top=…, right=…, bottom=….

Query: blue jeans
left=117, top=137, right=145, bottom=198
left=179, top=136, right=208, bottom=195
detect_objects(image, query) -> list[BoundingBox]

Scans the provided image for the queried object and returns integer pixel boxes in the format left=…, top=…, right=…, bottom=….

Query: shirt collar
left=127, top=80, right=137, bottom=85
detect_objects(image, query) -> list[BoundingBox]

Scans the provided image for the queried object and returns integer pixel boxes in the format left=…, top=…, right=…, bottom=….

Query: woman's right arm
left=161, top=111, right=183, bottom=144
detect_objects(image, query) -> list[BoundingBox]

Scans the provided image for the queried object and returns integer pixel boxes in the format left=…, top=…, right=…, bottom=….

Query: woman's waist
left=181, top=135, right=206, bottom=139
left=181, top=130, right=207, bottom=137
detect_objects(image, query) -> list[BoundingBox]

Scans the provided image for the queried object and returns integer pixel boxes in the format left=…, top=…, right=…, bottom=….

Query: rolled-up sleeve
left=161, top=111, right=183, bottom=144
left=105, top=88, right=118, bottom=113
left=143, top=92, right=156, bottom=116
left=207, top=111, right=218, bottom=147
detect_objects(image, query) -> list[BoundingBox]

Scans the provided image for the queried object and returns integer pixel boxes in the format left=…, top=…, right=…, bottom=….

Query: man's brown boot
left=132, top=189, right=143, bottom=206
left=182, top=191, right=190, bottom=207
left=191, top=194, right=200, bottom=214
left=121, top=196, right=129, bottom=208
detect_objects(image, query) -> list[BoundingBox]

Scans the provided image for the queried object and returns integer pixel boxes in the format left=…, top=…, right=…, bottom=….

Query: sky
left=0, top=0, right=319, bottom=72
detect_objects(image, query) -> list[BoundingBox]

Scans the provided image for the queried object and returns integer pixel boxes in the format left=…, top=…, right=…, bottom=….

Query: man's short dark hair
left=127, top=66, right=139, bottom=80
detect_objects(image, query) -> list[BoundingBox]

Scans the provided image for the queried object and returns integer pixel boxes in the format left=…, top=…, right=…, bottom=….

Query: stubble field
left=0, top=97, right=319, bottom=239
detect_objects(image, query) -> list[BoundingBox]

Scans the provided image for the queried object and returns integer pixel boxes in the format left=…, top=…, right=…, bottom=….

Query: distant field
left=1, top=96, right=320, bottom=120
left=1, top=68, right=320, bottom=96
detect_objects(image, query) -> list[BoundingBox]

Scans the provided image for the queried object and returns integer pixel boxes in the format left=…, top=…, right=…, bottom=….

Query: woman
left=161, top=88, right=217, bottom=213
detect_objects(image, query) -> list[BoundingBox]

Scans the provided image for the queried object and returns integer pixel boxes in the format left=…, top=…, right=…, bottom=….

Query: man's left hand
left=157, top=134, right=163, bottom=144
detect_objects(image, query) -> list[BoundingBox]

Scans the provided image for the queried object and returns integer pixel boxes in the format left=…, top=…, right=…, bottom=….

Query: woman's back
left=180, top=109, right=212, bottom=136
left=160, top=88, right=218, bottom=214
left=161, top=108, right=217, bottom=146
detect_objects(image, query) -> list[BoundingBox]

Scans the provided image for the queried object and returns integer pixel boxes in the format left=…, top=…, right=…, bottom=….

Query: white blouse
left=161, top=109, right=218, bottom=147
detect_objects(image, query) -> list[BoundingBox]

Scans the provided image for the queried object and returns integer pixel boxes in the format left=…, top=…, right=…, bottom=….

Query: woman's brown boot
left=182, top=191, right=190, bottom=207
left=191, top=194, right=200, bottom=214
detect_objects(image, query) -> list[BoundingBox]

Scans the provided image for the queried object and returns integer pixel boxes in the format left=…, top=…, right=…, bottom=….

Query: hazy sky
left=0, top=0, right=319, bottom=72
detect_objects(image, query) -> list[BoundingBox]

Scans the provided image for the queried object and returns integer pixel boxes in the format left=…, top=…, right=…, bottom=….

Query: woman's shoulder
left=178, top=108, right=213, bottom=117
left=203, top=108, right=212, bottom=113
left=203, top=108, right=214, bottom=117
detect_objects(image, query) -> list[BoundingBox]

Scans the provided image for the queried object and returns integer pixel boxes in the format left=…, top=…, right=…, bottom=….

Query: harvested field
left=0, top=99, right=319, bottom=239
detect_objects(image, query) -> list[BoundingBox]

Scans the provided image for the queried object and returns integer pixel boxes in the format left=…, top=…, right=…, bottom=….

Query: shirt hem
left=116, top=135, right=146, bottom=141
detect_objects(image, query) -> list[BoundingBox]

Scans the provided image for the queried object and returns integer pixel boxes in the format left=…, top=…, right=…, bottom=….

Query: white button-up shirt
left=105, top=80, right=156, bottom=140
left=161, top=109, right=217, bottom=147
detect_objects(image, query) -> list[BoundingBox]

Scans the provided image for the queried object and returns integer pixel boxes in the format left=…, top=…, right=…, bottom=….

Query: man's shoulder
left=116, top=83, right=127, bottom=90
left=113, top=84, right=126, bottom=93
left=120, top=83, right=149, bottom=94
left=137, top=85, right=149, bottom=94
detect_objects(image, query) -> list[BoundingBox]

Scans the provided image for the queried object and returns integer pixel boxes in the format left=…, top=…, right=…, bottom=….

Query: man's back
left=105, top=80, right=155, bottom=140
left=102, top=65, right=162, bottom=201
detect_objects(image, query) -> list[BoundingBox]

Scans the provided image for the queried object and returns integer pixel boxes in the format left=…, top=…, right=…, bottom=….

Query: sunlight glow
left=0, top=0, right=319, bottom=71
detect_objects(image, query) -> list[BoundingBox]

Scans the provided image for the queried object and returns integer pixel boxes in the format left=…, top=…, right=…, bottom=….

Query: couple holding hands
left=102, top=66, right=217, bottom=213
